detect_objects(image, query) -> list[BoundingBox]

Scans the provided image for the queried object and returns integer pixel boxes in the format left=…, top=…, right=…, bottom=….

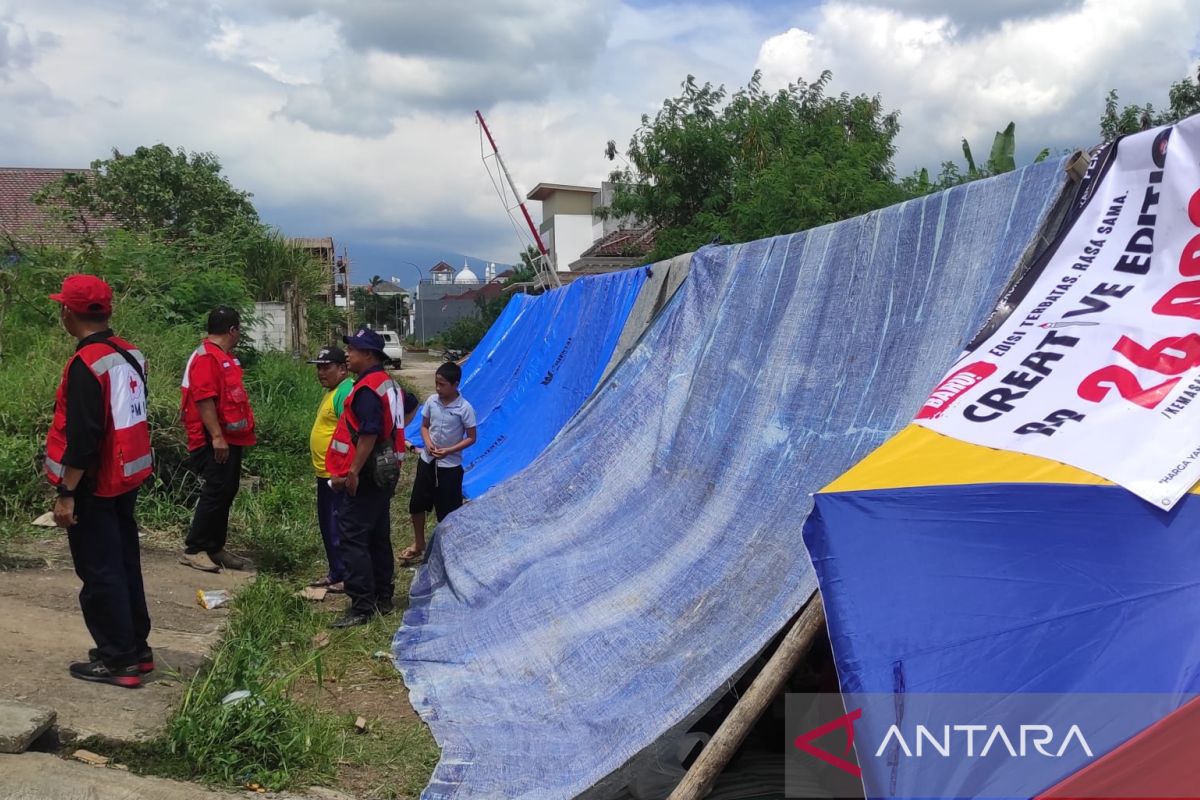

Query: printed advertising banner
left=917, top=116, right=1200, bottom=509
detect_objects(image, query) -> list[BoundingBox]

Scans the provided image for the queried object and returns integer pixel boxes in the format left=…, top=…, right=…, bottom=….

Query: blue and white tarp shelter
left=393, top=159, right=1071, bottom=799
left=405, top=267, right=649, bottom=498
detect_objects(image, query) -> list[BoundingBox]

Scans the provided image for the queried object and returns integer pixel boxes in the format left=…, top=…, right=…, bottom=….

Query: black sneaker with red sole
left=69, top=659, right=141, bottom=688
left=89, top=647, right=154, bottom=674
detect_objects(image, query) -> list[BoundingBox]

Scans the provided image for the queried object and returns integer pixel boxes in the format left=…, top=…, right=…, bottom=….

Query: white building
left=526, top=183, right=602, bottom=273
left=526, top=182, right=645, bottom=274
left=430, top=260, right=456, bottom=284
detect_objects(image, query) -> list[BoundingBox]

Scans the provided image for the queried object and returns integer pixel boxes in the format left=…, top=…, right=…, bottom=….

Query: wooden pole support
left=667, top=597, right=827, bottom=800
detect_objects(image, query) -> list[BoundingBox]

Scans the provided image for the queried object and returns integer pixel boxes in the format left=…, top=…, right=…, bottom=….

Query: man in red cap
left=45, top=274, right=154, bottom=688
left=179, top=305, right=256, bottom=572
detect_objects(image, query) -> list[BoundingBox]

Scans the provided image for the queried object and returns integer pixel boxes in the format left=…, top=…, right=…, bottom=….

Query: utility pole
left=338, top=249, right=353, bottom=332
left=476, top=110, right=561, bottom=289
left=396, top=261, right=426, bottom=346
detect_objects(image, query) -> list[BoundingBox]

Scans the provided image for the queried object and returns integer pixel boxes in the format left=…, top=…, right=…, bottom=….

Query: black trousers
left=66, top=489, right=151, bottom=670
left=184, top=444, right=243, bottom=554
left=339, top=484, right=394, bottom=616
left=316, top=478, right=346, bottom=582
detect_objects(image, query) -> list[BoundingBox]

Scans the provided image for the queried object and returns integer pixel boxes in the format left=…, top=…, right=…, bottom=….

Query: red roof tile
left=445, top=282, right=504, bottom=302
left=577, top=227, right=656, bottom=259
left=0, top=168, right=117, bottom=248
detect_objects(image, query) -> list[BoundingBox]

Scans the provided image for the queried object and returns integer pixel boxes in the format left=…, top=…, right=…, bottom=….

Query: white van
left=375, top=329, right=404, bottom=369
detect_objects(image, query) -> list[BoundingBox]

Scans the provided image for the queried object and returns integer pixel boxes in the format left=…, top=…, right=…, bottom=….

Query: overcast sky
left=3, top=0, right=1198, bottom=284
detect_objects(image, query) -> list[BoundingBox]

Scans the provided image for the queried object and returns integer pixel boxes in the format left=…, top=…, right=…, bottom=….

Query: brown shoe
left=210, top=549, right=253, bottom=571
left=180, top=551, right=221, bottom=572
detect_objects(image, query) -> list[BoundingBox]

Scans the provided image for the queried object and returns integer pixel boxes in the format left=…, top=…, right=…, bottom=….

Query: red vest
left=325, top=370, right=406, bottom=478
left=45, top=336, right=153, bottom=498
left=181, top=340, right=256, bottom=449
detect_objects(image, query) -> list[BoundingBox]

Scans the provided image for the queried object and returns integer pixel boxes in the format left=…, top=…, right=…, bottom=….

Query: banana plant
left=962, top=122, right=1049, bottom=178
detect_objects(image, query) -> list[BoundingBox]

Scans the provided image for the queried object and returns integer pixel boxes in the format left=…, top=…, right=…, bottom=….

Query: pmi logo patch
left=916, top=362, right=997, bottom=420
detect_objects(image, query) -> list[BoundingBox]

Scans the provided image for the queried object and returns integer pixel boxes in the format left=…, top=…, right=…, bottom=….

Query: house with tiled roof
left=429, top=261, right=456, bottom=283
left=520, top=180, right=652, bottom=285
left=568, top=227, right=656, bottom=273
left=0, top=168, right=116, bottom=251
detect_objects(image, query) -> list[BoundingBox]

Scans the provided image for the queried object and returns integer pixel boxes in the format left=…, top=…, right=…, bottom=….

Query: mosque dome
left=455, top=264, right=480, bottom=284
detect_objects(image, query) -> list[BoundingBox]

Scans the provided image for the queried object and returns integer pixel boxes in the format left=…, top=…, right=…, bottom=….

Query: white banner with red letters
left=916, top=115, right=1200, bottom=509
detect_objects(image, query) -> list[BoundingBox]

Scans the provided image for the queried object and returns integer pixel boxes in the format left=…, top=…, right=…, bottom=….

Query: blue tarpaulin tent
left=406, top=267, right=648, bottom=498
left=394, top=159, right=1070, bottom=799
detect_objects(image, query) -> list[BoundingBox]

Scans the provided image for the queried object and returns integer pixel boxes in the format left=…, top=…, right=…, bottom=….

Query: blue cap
left=342, top=327, right=386, bottom=353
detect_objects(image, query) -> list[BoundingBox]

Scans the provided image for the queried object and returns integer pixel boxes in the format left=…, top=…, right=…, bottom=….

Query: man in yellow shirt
left=308, top=346, right=354, bottom=591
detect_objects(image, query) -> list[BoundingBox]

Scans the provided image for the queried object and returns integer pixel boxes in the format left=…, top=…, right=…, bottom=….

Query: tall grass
left=161, top=577, right=341, bottom=790
left=0, top=235, right=327, bottom=575
left=0, top=236, right=438, bottom=794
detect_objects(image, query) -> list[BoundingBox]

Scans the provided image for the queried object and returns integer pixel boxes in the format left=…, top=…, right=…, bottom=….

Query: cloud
left=264, top=0, right=614, bottom=63
left=0, top=18, right=35, bottom=73
left=12, top=0, right=1191, bottom=279
left=204, top=13, right=337, bottom=86
left=863, top=0, right=1084, bottom=30
left=0, top=15, right=62, bottom=75
left=755, top=0, right=1200, bottom=173
left=276, top=48, right=557, bottom=136
left=236, top=0, right=622, bottom=135
left=0, top=16, right=70, bottom=122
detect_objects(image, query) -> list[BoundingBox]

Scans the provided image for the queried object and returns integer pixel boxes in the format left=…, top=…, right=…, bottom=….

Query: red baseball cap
left=50, top=274, right=113, bottom=315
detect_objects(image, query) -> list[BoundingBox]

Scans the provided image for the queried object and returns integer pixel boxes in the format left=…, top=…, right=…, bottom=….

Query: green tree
left=506, top=245, right=538, bottom=284
left=442, top=316, right=489, bottom=351
left=33, top=143, right=337, bottom=312
left=224, top=229, right=329, bottom=302
left=902, top=122, right=1050, bottom=196
left=602, top=70, right=907, bottom=260
left=34, top=143, right=259, bottom=240
left=1099, top=90, right=1157, bottom=141
left=436, top=291, right=513, bottom=352
left=351, top=276, right=409, bottom=332
left=1100, top=67, right=1200, bottom=141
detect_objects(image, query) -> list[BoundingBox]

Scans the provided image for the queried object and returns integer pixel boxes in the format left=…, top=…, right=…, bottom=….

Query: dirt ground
left=0, top=519, right=433, bottom=799
left=0, top=344, right=443, bottom=800
left=391, top=350, right=442, bottom=400
left=0, top=534, right=254, bottom=742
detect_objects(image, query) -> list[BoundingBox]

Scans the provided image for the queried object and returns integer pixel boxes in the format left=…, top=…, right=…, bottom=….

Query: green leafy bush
left=0, top=234, right=327, bottom=573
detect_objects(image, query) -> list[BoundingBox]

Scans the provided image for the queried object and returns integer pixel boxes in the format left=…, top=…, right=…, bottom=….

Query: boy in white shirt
left=404, top=361, right=477, bottom=563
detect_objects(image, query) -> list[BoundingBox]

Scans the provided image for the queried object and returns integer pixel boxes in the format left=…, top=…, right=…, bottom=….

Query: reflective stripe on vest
left=324, top=371, right=404, bottom=477
left=89, top=350, right=146, bottom=378
left=123, top=453, right=153, bottom=476
left=181, top=346, right=206, bottom=389
left=45, top=336, right=152, bottom=497
left=182, top=342, right=253, bottom=439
